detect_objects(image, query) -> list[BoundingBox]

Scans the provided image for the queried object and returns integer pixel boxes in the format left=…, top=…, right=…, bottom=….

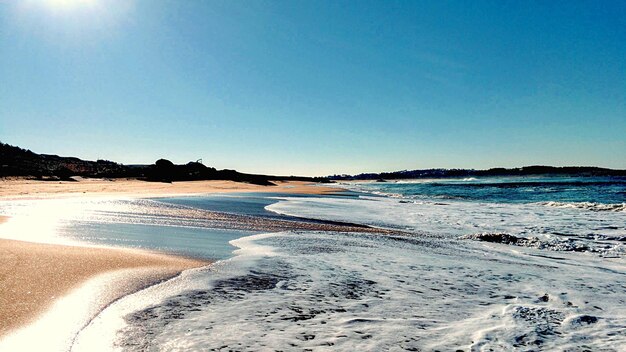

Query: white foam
left=537, top=201, right=626, bottom=212
left=72, top=232, right=279, bottom=352
left=5, top=193, right=623, bottom=350
left=266, top=194, right=626, bottom=255
left=73, top=230, right=626, bottom=351
left=229, top=232, right=278, bottom=257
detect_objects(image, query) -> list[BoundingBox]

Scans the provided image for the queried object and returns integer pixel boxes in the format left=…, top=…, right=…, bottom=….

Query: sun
left=44, top=0, right=97, bottom=10
left=14, top=0, right=120, bottom=36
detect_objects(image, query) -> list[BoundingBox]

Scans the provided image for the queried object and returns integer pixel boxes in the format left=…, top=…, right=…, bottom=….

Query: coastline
left=0, top=179, right=338, bottom=341
left=0, top=235, right=209, bottom=338
left=0, top=178, right=341, bottom=200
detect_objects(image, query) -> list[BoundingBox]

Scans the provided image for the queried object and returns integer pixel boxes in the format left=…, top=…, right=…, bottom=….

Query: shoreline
left=0, top=179, right=340, bottom=342
left=0, top=178, right=342, bottom=200
left=0, top=235, right=209, bottom=338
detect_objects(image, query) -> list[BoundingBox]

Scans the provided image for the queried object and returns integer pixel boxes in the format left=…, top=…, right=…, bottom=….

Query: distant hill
left=4, top=142, right=623, bottom=184
left=330, top=166, right=626, bottom=181
left=0, top=142, right=326, bottom=185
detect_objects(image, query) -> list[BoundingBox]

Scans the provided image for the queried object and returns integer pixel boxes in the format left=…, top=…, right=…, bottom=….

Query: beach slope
left=0, top=214, right=208, bottom=337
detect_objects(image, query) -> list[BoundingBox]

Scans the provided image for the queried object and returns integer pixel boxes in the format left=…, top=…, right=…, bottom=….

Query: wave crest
left=536, top=201, right=626, bottom=212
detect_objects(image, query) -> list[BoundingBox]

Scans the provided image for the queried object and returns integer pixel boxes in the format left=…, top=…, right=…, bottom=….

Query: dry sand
left=0, top=178, right=340, bottom=200
left=0, top=178, right=340, bottom=338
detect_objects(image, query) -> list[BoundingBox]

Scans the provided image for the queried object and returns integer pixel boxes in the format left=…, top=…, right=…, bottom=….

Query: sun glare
left=16, top=0, right=100, bottom=15
left=45, top=0, right=96, bottom=9
left=12, top=0, right=128, bottom=43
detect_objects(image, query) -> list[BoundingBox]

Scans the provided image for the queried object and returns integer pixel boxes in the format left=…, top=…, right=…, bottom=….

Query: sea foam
left=536, top=201, right=626, bottom=212
left=74, top=230, right=626, bottom=351
left=266, top=193, right=626, bottom=256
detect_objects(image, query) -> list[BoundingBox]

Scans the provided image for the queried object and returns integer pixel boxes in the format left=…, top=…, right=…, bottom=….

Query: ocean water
left=0, top=197, right=254, bottom=259
left=350, top=176, right=626, bottom=204
left=1, top=177, right=625, bottom=351
left=267, top=177, right=626, bottom=256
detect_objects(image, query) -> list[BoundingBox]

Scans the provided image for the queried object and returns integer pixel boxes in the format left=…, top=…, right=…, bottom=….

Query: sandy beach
left=0, top=179, right=336, bottom=338
left=0, top=234, right=208, bottom=336
left=0, top=178, right=340, bottom=200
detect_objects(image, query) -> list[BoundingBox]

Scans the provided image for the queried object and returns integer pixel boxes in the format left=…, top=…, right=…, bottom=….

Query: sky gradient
left=1, top=0, right=625, bottom=176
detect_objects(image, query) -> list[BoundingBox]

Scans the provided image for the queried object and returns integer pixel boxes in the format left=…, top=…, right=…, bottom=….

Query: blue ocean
left=361, top=176, right=626, bottom=204
left=0, top=176, right=624, bottom=351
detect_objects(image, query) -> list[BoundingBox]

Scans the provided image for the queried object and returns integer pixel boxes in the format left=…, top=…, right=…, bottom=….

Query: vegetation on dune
left=0, top=142, right=325, bottom=185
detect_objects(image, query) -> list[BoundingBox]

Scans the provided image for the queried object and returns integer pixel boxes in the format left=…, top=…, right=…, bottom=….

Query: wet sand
left=0, top=213, right=208, bottom=337
left=0, top=178, right=340, bottom=338
left=0, top=233, right=208, bottom=336
left=0, top=178, right=340, bottom=200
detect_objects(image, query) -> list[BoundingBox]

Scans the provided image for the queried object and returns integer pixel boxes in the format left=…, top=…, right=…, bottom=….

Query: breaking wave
left=536, top=201, right=626, bottom=212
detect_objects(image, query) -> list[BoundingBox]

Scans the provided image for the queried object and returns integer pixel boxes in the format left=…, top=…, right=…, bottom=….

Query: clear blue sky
left=1, top=0, right=624, bottom=176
